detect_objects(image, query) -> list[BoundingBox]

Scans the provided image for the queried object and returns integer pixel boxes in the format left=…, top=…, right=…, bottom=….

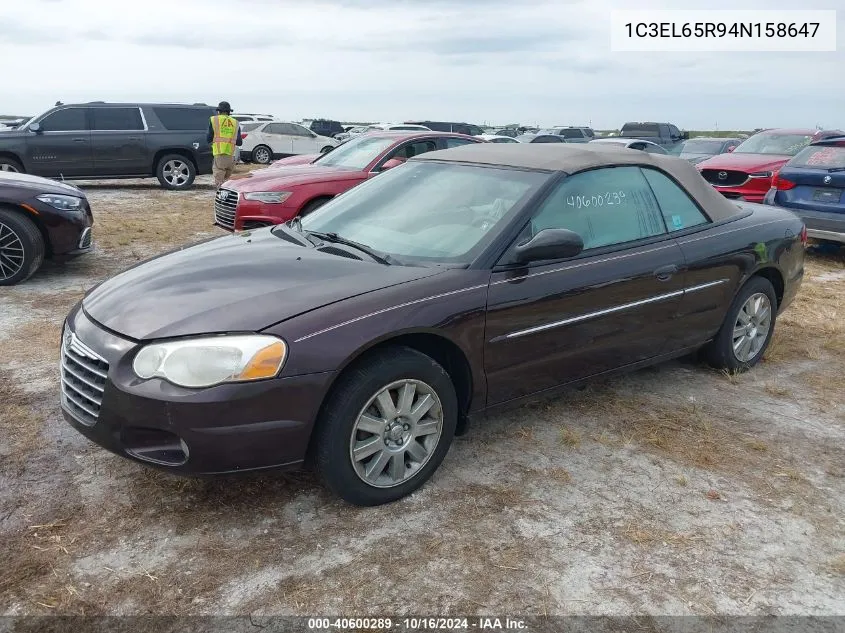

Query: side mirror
left=514, top=228, right=583, bottom=263
left=29, top=122, right=42, bottom=133
left=727, top=145, right=736, bottom=152
left=380, top=158, right=405, bottom=171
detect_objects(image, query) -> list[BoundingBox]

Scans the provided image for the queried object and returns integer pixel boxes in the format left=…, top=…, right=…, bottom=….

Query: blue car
left=764, top=135, right=845, bottom=244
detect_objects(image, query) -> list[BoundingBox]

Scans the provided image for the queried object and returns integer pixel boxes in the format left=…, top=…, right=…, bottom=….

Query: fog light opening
left=122, top=427, right=189, bottom=467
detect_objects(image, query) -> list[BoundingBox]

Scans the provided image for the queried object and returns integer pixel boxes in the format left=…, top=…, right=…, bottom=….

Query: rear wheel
left=0, top=157, right=23, bottom=173
left=320, top=145, right=334, bottom=154
left=0, top=208, right=45, bottom=286
left=705, top=276, right=777, bottom=371
left=314, top=347, right=458, bottom=506
left=252, top=145, right=272, bottom=164
left=156, top=154, right=196, bottom=190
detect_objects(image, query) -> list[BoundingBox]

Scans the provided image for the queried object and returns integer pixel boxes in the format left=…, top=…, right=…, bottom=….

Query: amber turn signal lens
left=236, top=340, right=287, bottom=380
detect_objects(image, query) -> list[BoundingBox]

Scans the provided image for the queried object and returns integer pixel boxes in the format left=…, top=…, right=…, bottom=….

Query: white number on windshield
left=565, top=191, right=627, bottom=208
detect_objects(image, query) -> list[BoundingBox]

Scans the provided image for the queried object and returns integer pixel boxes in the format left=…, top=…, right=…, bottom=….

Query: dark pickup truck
left=0, top=102, right=215, bottom=189
left=619, top=121, right=688, bottom=148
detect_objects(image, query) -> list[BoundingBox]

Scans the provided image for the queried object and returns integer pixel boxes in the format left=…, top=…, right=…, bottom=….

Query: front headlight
left=132, top=335, right=287, bottom=388
left=243, top=191, right=292, bottom=203
left=748, top=171, right=773, bottom=178
left=36, top=194, right=84, bottom=211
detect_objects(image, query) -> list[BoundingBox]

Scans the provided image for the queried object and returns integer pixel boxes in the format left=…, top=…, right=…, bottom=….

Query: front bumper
left=61, top=305, right=335, bottom=475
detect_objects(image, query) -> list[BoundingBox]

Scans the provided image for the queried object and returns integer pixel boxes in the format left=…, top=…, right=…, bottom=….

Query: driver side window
left=386, top=140, right=438, bottom=162
left=525, top=166, right=667, bottom=251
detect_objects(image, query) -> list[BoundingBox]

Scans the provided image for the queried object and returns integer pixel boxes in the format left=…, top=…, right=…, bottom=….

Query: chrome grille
left=214, top=188, right=238, bottom=231
left=60, top=327, right=108, bottom=427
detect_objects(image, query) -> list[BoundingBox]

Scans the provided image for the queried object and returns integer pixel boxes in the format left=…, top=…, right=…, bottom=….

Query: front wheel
left=705, top=276, right=777, bottom=371
left=0, top=208, right=45, bottom=285
left=320, top=145, right=334, bottom=154
left=156, top=154, right=196, bottom=190
left=314, top=347, right=458, bottom=506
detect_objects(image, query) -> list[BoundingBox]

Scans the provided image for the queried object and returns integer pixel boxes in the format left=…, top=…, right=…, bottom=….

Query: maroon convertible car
left=61, top=144, right=805, bottom=505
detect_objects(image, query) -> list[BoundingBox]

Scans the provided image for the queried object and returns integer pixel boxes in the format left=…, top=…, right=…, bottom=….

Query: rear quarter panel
left=673, top=204, right=804, bottom=347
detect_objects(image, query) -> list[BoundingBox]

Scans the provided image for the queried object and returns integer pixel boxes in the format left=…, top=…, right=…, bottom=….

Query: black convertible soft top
left=415, top=143, right=744, bottom=222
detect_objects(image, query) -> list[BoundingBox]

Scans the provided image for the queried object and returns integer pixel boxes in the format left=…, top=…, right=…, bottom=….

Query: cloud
left=2, top=0, right=843, bottom=129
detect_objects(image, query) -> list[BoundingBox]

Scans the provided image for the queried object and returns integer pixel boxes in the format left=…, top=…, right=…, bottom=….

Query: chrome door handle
left=654, top=264, right=679, bottom=281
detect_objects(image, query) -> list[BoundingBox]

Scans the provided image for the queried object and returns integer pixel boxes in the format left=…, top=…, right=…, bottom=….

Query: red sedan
left=696, top=128, right=843, bottom=203
left=214, top=132, right=484, bottom=231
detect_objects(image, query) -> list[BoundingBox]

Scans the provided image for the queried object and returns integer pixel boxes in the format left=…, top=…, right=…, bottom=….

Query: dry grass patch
left=94, top=193, right=216, bottom=254
left=0, top=371, right=44, bottom=473
left=5, top=319, right=63, bottom=365
left=765, top=259, right=845, bottom=364
left=621, top=520, right=705, bottom=548
left=559, top=426, right=582, bottom=448
left=829, top=555, right=845, bottom=575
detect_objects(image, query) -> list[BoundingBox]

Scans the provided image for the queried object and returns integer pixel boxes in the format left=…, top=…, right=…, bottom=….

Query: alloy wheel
left=349, top=379, right=444, bottom=488
left=0, top=221, right=25, bottom=281
left=254, top=147, right=271, bottom=164
left=0, top=163, right=19, bottom=173
left=163, top=159, right=190, bottom=187
left=732, top=292, right=772, bottom=362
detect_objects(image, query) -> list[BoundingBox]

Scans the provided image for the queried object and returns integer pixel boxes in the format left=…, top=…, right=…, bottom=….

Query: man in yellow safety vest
left=206, top=101, right=242, bottom=187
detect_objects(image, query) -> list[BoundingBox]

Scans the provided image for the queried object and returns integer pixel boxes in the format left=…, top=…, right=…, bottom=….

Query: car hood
left=696, top=152, right=791, bottom=172
left=82, top=229, right=443, bottom=340
left=0, top=171, right=85, bottom=195
left=228, top=164, right=363, bottom=191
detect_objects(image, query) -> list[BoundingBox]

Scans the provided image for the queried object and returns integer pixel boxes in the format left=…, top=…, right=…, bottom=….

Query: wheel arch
left=304, top=329, right=475, bottom=460
left=750, top=266, right=784, bottom=308
left=299, top=194, right=334, bottom=214
left=0, top=202, right=51, bottom=257
left=151, top=148, right=198, bottom=175
left=0, top=151, right=25, bottom=171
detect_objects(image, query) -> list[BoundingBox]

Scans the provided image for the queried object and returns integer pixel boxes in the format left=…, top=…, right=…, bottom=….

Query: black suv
left=0, top=102, right=216, bottom=190
left=309, top=119, right=345, bottom=138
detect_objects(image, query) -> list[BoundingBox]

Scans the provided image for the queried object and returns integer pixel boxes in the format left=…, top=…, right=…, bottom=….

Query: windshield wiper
left=826, top=167, right=845, bottom=173
left=307, top=231, right=393, bottom=265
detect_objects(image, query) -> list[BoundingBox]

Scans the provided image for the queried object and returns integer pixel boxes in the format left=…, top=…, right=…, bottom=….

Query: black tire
left=252, top=145, right=272, bottom=165
left=314, top=346, right=458, bottom=506
left=0, top=208, right=45, bottom=286
left=156, top=154, right=196, bottom=190
left=320, top=145, right=334, bottom=154
left=0, top=157, right=23, bottom=173
left=299, top=198, right=330, bottom=217
left=705, top=276, right=777, bottom=372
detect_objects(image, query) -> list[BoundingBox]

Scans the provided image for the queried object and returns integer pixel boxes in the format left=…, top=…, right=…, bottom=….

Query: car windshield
left=678, top=139, right=726, bottom=154
left=311, top=135, right=396, bottom=170
left=291, top=162, right=546, bottom=265
left=789, top=145, right=845, bottom=169
left=733, top=133, right=814, bottom=156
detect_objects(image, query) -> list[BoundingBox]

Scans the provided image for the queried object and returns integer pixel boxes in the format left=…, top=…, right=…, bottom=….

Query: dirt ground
left=1, top=174, right=844, bottom=617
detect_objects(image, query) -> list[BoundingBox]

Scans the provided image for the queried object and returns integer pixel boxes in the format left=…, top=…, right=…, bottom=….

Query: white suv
left=240, top=121, right=339, bottom=164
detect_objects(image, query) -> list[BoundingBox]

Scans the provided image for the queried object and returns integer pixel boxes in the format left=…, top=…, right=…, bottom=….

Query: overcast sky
left=2, top=0, right=842, bottom=129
